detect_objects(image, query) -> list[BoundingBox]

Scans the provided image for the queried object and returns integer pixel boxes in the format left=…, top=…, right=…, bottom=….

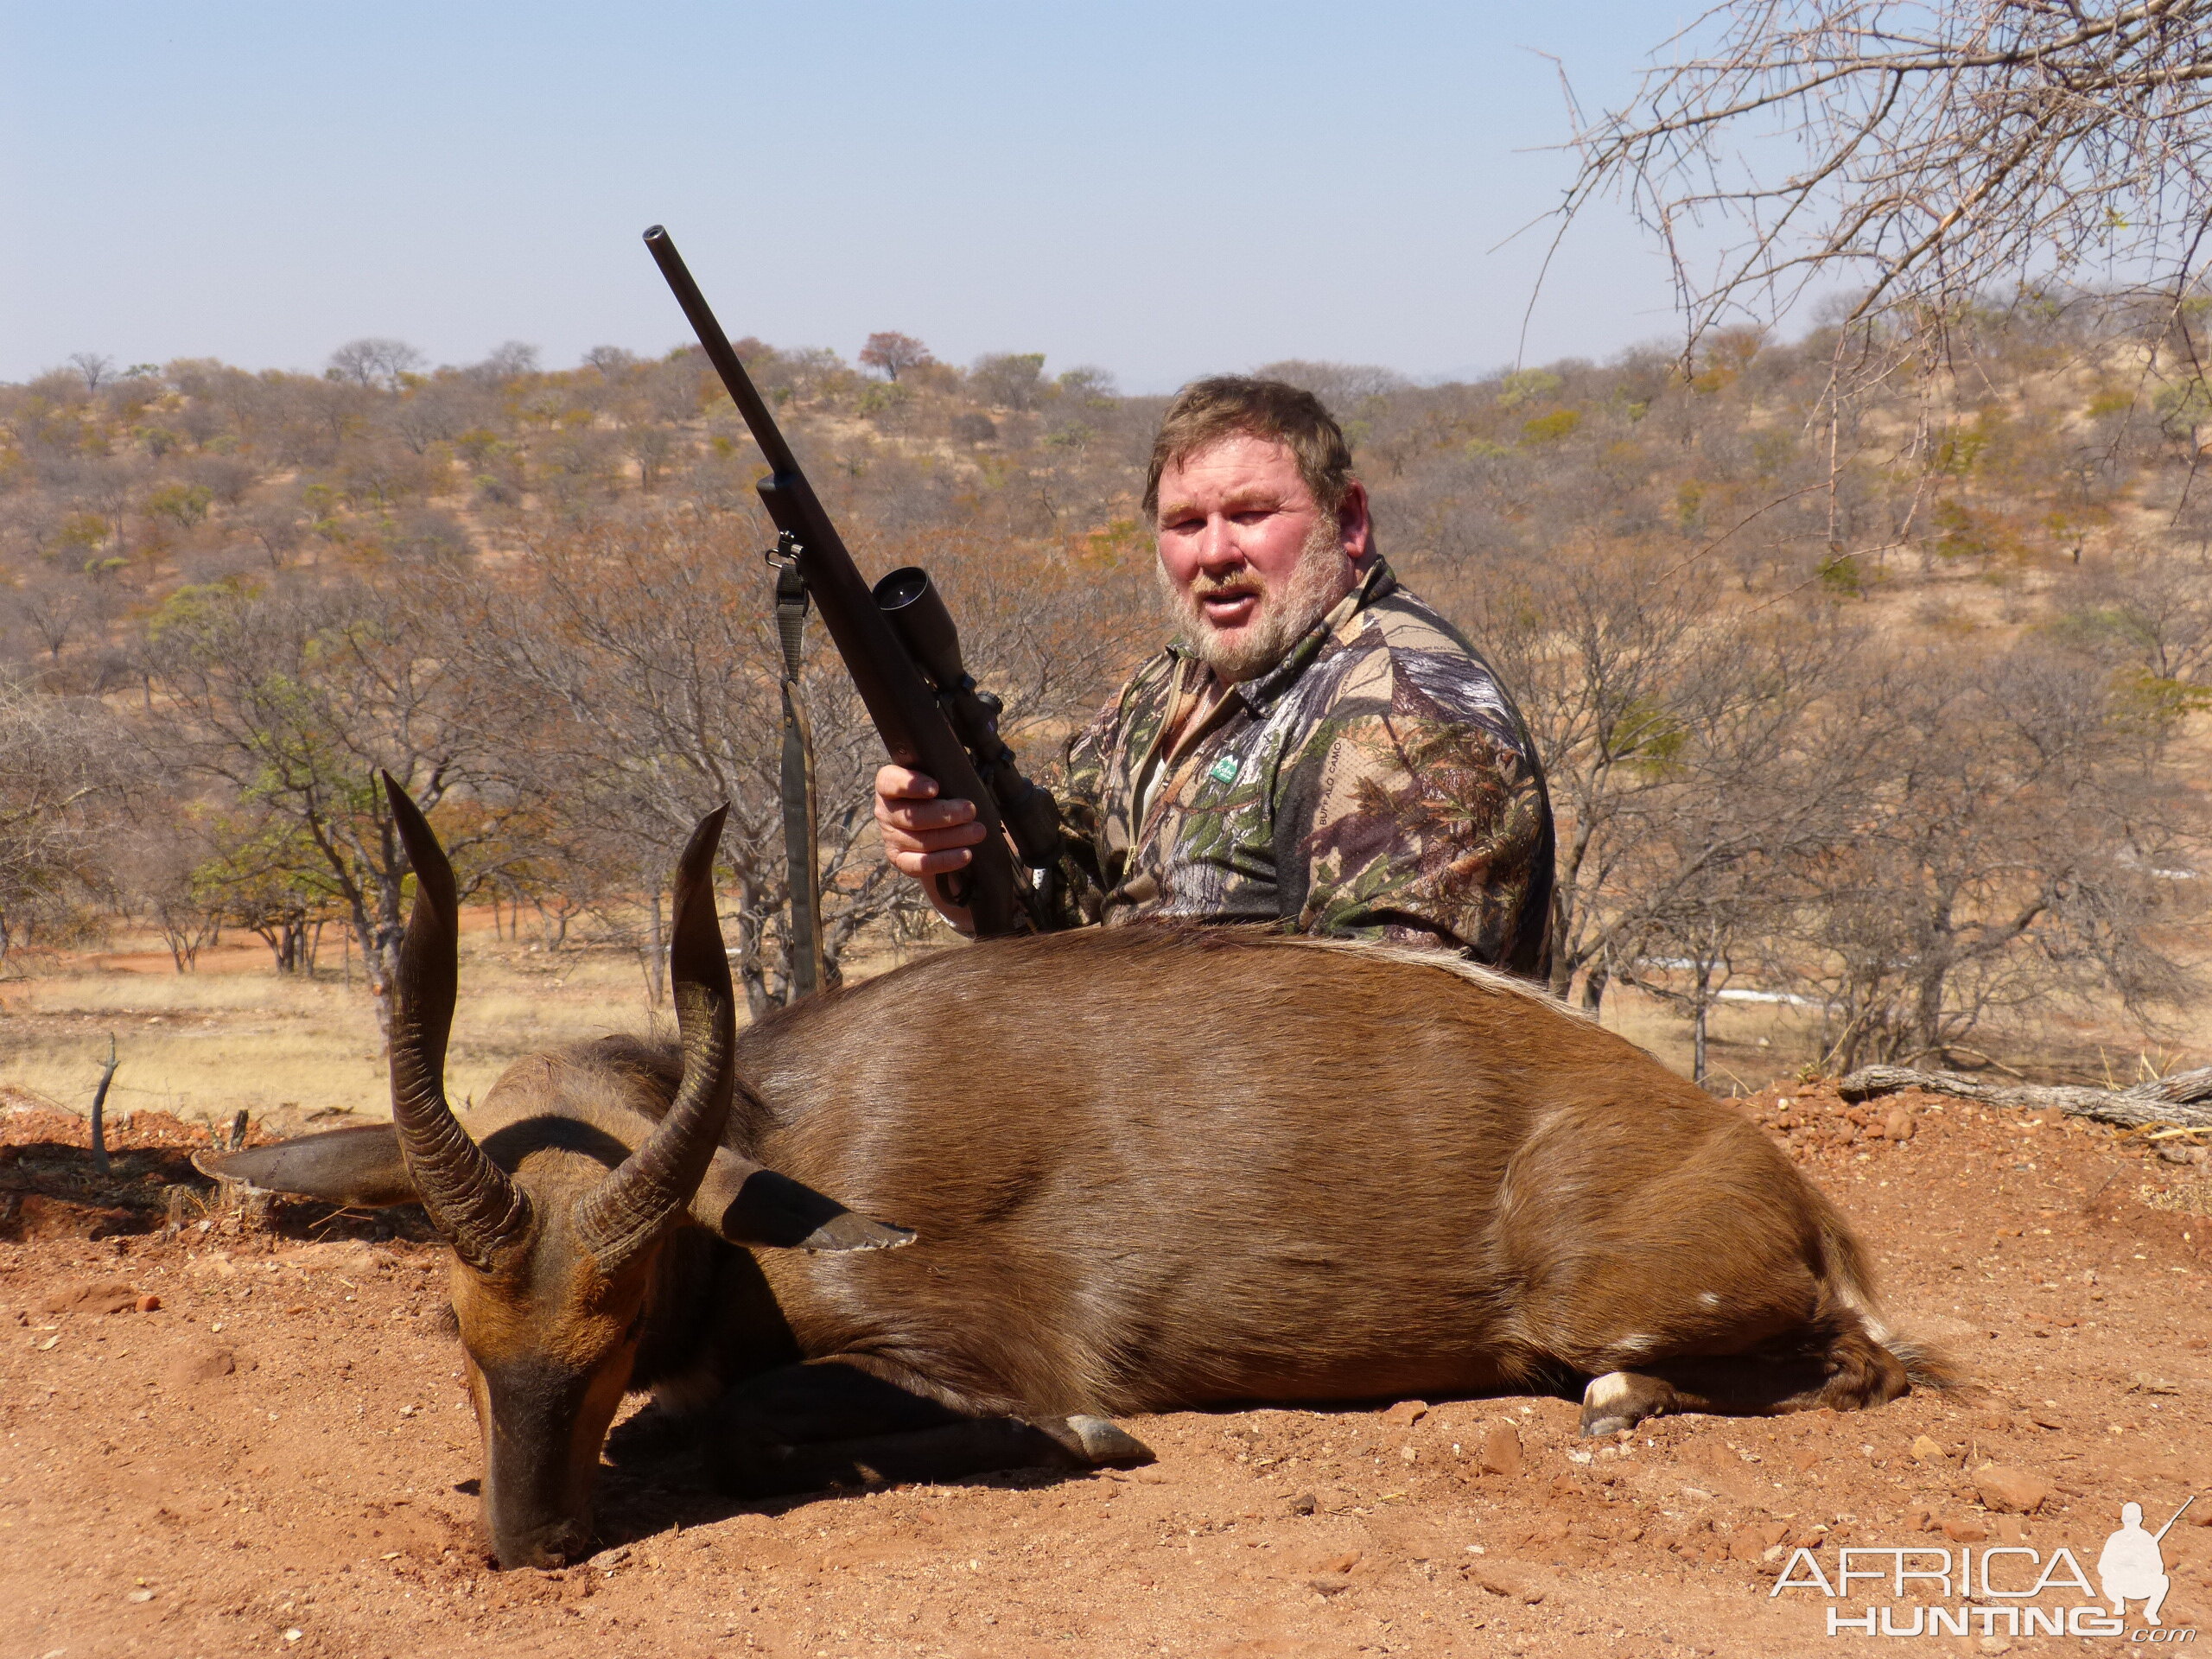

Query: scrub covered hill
left=1, top=306, right=2207, bottom=1083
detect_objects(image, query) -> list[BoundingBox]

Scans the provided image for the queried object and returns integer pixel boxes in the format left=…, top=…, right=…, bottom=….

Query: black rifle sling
left=772, top=544, right=826, bottom=999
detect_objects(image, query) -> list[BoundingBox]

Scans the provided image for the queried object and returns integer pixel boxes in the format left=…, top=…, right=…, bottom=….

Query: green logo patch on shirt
left=1207, top=754, right=1242, bottom=785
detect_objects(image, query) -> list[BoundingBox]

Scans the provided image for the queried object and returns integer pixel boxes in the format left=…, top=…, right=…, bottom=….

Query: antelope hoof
left=1052, top=1414, right=1154, bottom=1467
left=1579, top=1370, right=1675, bottom=1437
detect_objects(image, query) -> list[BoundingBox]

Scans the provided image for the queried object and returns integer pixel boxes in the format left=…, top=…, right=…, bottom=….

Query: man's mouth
left=1197, top=588, right=1261, bottom=629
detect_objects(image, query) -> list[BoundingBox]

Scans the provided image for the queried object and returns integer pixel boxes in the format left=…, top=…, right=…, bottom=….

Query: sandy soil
left=3, top=1084, right=2209, bottom=1659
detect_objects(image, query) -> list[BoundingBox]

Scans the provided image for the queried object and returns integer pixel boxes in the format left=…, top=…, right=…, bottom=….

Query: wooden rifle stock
left=641, top=226, right=1042, bottom=937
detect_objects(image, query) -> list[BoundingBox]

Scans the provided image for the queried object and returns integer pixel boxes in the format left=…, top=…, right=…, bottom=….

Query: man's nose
left=1194, top=515, right=1243, bottom=568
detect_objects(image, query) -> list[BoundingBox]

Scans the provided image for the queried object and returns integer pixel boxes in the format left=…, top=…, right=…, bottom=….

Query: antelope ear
left=688, top=1148, right=913, bottom=1253
left=194, top=1124, right=421, bottom=1208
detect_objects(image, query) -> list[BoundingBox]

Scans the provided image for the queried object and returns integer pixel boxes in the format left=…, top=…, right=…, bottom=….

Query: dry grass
left=0, top=918, right=665, bottom=1133
left=3, top=910, right=2202, bottom=1135
left=1597, top=983, right=1826, bottom=1091
left=2140, top=1176, right=2212, bottom=1217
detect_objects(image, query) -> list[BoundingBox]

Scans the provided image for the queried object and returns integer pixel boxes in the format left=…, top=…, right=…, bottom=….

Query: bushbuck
left=204, top=778, right=1938, bottom=1569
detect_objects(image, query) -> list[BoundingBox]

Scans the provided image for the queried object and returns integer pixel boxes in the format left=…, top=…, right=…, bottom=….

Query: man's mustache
left=1185, top=570, right=1265, bottom=601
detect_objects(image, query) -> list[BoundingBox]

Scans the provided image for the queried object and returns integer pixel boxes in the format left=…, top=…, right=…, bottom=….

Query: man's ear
left=194, top=1124, right=420, bottom=1207
left=688, top=1148, right=914, bottom=1253
left=1338, top=478, right=1373, bottom=561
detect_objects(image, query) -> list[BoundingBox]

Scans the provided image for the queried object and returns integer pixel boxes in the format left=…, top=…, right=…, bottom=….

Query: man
left=2098, top=1502, right=2175, bottom=1626
left=876, top=375, right=1554, bottom=975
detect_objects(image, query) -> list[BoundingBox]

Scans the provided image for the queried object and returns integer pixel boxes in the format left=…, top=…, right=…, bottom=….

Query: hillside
left=1, top=312, right=2208, bottom=1110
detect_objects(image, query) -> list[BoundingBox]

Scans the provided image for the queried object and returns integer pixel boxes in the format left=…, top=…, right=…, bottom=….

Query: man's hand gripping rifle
left=643, top=226, right=1060, bottom=938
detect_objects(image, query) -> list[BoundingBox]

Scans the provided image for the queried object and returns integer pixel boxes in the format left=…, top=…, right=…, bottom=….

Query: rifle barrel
left=641, top=226, right=801, bottom=479
left=639, top=224, right=1040, bottom=936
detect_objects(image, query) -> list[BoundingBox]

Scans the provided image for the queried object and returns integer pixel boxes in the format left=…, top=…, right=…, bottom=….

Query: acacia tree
left=859, top=333, right=934, bottom=381
left=67, top=353, right=116, bottom=395
left=0, top=682, right=123, bottom=967
left=1600, top=618, right=1888, bottom=1077
left=1441, top=546, right=1868, bottom=1009
left=2063, top=543, right=2212, bottom=690
left=181, top=811, right=354, bottom=974
left=466, top=512, right=917, bottom=1015
left=970, top=353, right=1047, bottom=410
left=9, top=579, right=91, bottom=667
left=111, top=810, right=226, bottom=972
left=1615, top=855, right=1791, bottom=1084
left=1788, top=637, right=2200, bottom=1068
left=327, top=338, right=426, bottom=391
left=141, top=574, right=517, bottom=1031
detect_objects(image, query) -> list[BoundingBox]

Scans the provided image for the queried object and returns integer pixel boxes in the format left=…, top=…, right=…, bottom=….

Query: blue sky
left=1, top=3, right=1700, bottom=389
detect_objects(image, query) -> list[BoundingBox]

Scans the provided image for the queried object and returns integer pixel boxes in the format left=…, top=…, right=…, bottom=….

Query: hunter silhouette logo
left=1769, top=1491, right=2201, bottom=1640
left=2101, top=1498, right=2195, bottom=1628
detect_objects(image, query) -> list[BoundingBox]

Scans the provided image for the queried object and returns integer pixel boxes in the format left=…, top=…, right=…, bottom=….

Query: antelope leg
left=699, top=1356, right=1152, bottom=1497
left=1579, top=1370, right=1682, bottom=1436
left=1575, top=1317, right=1911, bottom=1435
left=711, top=1417, right=1141, bottom=1497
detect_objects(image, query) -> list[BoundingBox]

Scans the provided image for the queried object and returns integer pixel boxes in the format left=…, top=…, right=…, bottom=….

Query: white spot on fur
left=1584, top=1372, right=1637, bottom=1411
left=1835, top=1281, right=1894, bottom=1344
left=1699, top=1291, right=1721, bottom=1307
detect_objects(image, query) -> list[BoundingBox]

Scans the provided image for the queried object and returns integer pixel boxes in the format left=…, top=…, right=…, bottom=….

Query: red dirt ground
left=3, top=1086, right=2208, bottom=1659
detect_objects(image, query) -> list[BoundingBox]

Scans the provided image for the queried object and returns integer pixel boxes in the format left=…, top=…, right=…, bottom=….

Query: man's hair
left=1141, top=376, right=1355, bottom=524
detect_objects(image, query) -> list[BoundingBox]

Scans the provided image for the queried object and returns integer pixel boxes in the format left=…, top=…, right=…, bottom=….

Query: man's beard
left=1154, top=518, right=1352, bottom=683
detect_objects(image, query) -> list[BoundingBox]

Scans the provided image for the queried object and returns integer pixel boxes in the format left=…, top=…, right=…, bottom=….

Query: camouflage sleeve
left=1278, top=661, right=1548, bottom=965
left=1040, top=694, right=1116, bottom=931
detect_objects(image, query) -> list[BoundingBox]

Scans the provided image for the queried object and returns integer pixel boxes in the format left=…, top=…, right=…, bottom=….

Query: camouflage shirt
left=1046, top=558, right=1554, bottom=976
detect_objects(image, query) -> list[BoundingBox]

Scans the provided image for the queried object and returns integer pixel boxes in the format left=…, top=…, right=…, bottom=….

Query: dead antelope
left=205, top=776, right=1940, bottom=1569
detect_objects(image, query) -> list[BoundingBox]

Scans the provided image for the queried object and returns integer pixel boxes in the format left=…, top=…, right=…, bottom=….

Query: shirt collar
left=1224, top=556, right=1396, bottom=714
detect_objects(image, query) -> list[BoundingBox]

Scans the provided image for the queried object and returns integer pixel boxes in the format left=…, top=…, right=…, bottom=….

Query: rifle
left=2155, top=1496, right=2196, bottom=1541
left=642, top=226, right=1061, bottom=938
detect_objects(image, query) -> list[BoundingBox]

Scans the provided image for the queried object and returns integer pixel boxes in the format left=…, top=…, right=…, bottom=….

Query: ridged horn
left=381, top=772, right=531, bottom=1272
left=572, top=805, right=734, bottom=1271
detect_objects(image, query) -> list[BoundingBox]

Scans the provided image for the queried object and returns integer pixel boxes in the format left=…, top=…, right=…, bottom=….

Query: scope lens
left=875, top=567, right=931, bottom=611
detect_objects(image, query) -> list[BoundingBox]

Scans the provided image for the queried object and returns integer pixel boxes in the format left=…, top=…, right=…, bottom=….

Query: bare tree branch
left=1562, top=0, right=2212, bottom=359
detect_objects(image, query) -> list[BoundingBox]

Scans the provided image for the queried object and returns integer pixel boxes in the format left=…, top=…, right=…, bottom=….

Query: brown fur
left=714, top=925, right=1932, bottom=1422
